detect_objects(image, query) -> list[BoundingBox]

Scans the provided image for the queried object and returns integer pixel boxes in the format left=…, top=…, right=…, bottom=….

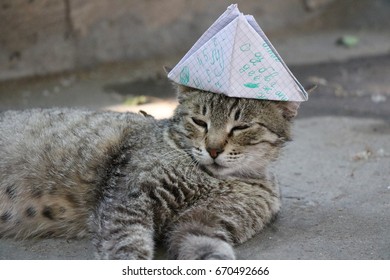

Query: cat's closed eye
left=230, top=124, right=251, bottom=135
left=231, top=124, right=250, bottom=132
left=191, top=117, right=208, bottom=129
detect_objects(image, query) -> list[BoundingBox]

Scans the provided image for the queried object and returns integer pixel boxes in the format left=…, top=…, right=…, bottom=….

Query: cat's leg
left=90, top=190, right=155, bottom=260
left=167, top=180, right=280, bottom=260
left=167, top=209, right=236, bottom=260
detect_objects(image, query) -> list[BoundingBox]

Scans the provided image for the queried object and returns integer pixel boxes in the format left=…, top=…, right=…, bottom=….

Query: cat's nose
left=207, top=147, right=224, bottom=159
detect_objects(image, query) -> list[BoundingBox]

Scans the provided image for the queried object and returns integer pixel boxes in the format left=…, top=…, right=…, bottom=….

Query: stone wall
left=0, top=0, right=363, bottom=81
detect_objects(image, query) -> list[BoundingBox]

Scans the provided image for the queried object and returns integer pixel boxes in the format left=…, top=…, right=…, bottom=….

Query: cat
left=0, top=84, right=302, bottom=260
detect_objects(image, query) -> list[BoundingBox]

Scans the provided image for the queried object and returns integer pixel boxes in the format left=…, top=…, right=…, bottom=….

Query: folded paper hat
left=167, top=4, right=308, bottom=102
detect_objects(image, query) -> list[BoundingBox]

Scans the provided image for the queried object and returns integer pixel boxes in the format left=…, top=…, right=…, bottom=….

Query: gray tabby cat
left=0, top=84, right=301, bottom=259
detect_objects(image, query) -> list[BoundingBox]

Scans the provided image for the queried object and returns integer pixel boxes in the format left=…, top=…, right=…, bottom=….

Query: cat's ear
left=276, top=84, right=317, bottom=120
left=163, top=66, right=172, bottom=74
left=175, top=84, right=196, bottom=104
left=305, top=84, right=318, bottom=94
left=276, top=101, right=301, bottom=121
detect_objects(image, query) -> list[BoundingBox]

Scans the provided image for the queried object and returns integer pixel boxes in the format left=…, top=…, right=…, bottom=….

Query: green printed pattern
left=180, top=66, right=190, bottom=85
left=238, top=42, right=288, bottom=101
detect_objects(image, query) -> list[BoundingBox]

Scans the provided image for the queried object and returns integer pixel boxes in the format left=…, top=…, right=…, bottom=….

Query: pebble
left=371, top=95, right=387, bottom=103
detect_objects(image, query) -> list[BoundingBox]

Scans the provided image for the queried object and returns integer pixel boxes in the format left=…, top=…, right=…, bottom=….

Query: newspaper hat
left=167, top=4, right=308, bottom=102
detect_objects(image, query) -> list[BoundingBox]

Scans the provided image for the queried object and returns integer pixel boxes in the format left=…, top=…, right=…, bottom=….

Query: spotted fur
left=0, top=85, right=300, bottom=259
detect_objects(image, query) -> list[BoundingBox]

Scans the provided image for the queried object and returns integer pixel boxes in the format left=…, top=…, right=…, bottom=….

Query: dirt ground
left=0, top=32, right=389, bottom=259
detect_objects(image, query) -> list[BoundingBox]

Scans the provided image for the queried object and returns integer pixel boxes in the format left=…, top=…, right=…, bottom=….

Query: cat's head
left=170, top=84, right=301, bottom=179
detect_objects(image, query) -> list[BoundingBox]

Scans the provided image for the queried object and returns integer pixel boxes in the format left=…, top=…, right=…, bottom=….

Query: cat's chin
left=203, top=162, right=267, bottom=180
left=203, top=163, right=236, bottom=178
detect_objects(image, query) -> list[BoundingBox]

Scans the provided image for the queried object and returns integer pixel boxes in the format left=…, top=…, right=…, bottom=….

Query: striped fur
left=0, top=86, right=299, bottom=259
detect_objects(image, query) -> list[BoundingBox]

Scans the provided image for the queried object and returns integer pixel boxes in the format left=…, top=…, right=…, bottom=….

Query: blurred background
left=0, top=0, right=389, bottom=118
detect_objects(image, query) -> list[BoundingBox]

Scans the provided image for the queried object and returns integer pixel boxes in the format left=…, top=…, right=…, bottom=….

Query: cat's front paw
left=177, top=235, right=235, bottom=260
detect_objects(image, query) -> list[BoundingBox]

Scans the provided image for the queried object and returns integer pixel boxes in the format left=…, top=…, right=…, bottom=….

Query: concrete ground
left=0, top=35, right=389, bottom=259
left=239, top=116, right=390, bottom=259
